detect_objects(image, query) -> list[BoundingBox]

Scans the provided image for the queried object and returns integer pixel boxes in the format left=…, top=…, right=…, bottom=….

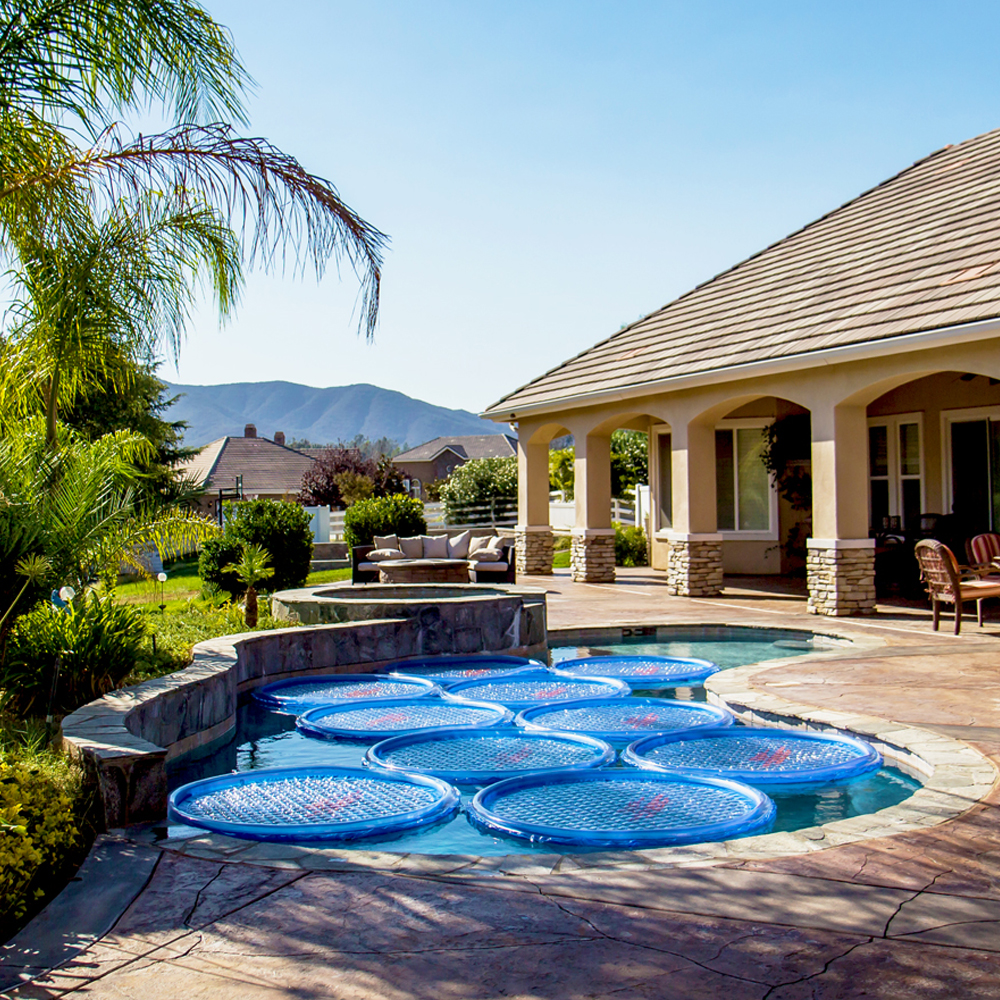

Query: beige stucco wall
left=513, top=333, right=1000, bottom=575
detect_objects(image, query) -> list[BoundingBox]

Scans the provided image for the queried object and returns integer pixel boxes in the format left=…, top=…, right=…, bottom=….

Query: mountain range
left=163, top=381, right=500, bottom=449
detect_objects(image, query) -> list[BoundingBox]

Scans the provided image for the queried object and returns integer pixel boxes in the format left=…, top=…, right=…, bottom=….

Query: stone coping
left=138, top=623, right=997, bottom=877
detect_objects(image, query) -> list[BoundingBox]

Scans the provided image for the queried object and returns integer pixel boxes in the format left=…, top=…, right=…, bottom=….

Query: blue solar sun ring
left=296, top=696, right=514, bottom=741
left=168, top=766, right=460, bottom=842
left=443, top=668, right=630, bottom=711
left=467, top=770, right=776, bottom=848
left=556, top=654, right=720, bottom=688
left=623, top=727, right=883, bottom=788
left=365, top=728, right=615, bottom=785
left=253, top=673, right=440, bottom=713
left=515, top=696, right=734, bottom=746
left=383, top=654, right=545, bottom=687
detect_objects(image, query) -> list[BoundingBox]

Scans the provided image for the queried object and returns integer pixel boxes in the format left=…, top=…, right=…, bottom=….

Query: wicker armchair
left=914, top=539, right=1000, bottom=634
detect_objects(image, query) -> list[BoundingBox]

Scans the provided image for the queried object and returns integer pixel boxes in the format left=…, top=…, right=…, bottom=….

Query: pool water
left=168, top=698, right=919, bottom=855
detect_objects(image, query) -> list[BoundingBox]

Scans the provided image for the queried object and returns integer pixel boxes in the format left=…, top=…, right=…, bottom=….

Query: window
left=867, top=414, right=923, bottom=531
left=942, top=407, right=1000, bottom=533
left=715, top=424, right=775, bottom=537
left=656, top=432, right=672, bottom=531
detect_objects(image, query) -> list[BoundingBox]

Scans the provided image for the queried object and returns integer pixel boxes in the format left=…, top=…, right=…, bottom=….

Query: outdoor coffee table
left=378, top=559, right=471, bottom=584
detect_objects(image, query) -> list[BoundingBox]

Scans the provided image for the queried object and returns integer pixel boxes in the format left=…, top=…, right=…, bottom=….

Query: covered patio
left=485, top=129, right=1000, bottom=618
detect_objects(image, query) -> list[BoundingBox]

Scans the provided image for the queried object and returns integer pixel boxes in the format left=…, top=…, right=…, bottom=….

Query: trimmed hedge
left=199, top=500, right=312, bottom=598
left=343, top=494, right=426, bottom=548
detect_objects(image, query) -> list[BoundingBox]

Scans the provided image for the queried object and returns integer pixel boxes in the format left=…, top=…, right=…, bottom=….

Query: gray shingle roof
left=484, top=128, right=1000, bottom=416
left=394, top=434, right=517, bottom=462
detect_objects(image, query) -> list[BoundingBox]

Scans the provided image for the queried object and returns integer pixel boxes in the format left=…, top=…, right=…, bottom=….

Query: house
left=179, top=424, right=317, bottom=518
left=394, top=434, right=517, bottom=497
left=484, top=127, right=1000, bottom=617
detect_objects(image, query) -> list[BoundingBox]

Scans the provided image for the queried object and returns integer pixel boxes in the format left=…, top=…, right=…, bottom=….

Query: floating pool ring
left=366, top=728, right=615, bottom=785
left=516, top=696, right=734, bottom=745
left=556, top=654, right=719, bottom=688
left=168, top=766, right=459, bottom=842
left=623, top=727, right=883, bottom=787
left=468, top=770, right=775, bottom=848
left=253, top=674, right=440, bottom=713
left=444, top=668, right=629, bottom=711
left=386, top=654, right=544, bottom=687
left=296, top=696, right=513, bottom=741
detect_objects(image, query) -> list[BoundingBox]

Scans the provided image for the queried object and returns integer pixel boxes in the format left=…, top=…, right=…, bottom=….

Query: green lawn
left=553, top=549, right=570, bottom=568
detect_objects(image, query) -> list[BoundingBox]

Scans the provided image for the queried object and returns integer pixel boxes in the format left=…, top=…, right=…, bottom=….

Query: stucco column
left=515, top=433, right=554, bottom=575
left=666, top=418, right=723, bottom=596
left=572, top=432, right=615, bottom=582
left=807, top=402, right=876, bottom=615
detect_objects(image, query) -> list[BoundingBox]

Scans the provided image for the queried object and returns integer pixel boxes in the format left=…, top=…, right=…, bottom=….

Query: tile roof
left=484, top=128, right=1000, bottom=417
left=394, top=434, right=517, bottom=462
left=179, top=436, right=316, bottom=496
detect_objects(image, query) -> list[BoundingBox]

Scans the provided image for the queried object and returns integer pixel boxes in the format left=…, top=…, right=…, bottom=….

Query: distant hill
left=163, top=381, right=500, bottom=449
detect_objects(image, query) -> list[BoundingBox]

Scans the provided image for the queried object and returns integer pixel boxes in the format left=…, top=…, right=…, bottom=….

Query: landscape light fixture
left=157, top=572, right=168, bottom=613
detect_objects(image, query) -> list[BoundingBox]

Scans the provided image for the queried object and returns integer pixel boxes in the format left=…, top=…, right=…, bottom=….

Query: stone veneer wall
left=806, top=543, right=876, bottom=616
left=666, top=538, right=723, bottom=597
left=61, top=586, right=548, bottom=830
left=570, top=531, right=615, bottom=582
left=515, top=527, right=554, bottom=575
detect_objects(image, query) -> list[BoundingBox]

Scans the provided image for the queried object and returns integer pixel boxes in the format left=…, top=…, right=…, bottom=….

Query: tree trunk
left=245, top=585, right=258, bottom=628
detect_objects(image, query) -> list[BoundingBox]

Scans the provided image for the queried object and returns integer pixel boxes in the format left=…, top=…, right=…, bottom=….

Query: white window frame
left=940, top=405, right=1000, bottom=518
left=866, top=412, right=925, bottom=528
left=715, top=419, right=778, bottom=541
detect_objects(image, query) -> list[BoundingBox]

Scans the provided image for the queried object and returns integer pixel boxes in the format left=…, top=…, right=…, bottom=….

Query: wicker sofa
left=352, top=528, right=516, bottom=585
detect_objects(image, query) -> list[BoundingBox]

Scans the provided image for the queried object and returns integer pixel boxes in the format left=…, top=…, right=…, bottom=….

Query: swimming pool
left=166, top=626, right=919, bottom=854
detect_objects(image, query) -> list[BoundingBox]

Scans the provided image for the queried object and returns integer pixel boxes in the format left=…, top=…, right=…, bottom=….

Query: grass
left=553, top=550, right=571, bottom=568
left=118, top=560, right=351, bottom=686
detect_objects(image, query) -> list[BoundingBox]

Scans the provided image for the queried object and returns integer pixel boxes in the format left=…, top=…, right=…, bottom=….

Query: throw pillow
left=421, top=534, right=450, bottom=559
left=447, top=530, right=472, bottom=559
left=399, top=535, right=423, bottom=559
left=367, top=548, right=406, bottom=562
left=471, top=546, right=502, bottom=562
left=373, top=533, right=399, bottom=550
left=467, top=535, right=493, bottom=557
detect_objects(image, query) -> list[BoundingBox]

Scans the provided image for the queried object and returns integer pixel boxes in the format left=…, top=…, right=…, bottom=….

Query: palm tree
left=225, top=544, right=273, bottom=628
left=0, top=0, right=386, bottom=348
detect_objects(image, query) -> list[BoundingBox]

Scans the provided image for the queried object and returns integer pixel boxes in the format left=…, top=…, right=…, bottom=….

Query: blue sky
left=168, top=0, right=1000, bottom=414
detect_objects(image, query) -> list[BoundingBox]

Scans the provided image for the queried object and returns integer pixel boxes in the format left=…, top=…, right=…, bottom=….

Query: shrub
left=0, top=594, right=146, bottom=715
left=0, top=741, right=86, bottom=941
left=299, top=447, right=405, bottom=509
left=343, top=494, right=426, bottom=548
left=614, top=522, right=648, bottom=567
left=439, top=457, right=517, bottom=522
left=199, top=499, right=312, bottom=598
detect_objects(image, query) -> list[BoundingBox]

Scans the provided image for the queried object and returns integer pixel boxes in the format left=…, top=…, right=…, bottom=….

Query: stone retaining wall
left=61, top=584, right=548, bottom=830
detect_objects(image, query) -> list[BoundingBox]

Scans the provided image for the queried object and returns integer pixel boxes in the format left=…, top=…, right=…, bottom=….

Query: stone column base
left=515, top=525, right=554, bottom=575
left=665, top=533, right=723, bottom=597
left=806, top=539, right=876, bottom=616
left=571, top=529, right=616, bottom=583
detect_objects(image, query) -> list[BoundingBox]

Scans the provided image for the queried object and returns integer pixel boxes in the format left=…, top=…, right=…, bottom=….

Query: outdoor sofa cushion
left=421, top=534, right=450, bottom=559
left=373, top=533, right=399, bottom=550
left=398, top=536, right=423, bottom=558
left=447, top=530, right=472, bottom=559
left=367, top=548, right=408, bottom=562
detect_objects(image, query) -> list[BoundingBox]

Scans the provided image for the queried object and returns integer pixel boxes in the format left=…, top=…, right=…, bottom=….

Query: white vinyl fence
left=326, top=490, right=648, bottom=540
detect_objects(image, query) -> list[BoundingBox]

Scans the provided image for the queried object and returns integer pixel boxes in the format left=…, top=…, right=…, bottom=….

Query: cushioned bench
left=352, top=529, right=516, bottom=585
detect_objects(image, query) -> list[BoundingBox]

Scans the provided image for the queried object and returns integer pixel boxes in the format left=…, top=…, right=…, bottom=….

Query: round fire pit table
left=378, top=559, right=470, bottom=584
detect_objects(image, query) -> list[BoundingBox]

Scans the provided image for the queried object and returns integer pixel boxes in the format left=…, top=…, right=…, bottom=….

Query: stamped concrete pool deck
left=4, top=569, right=1000, bottom=998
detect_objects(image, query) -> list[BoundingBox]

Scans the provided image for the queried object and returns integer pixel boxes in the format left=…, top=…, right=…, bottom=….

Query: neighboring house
left=484, top=127, right=1000, bottom=618
left=179, top=424, right=317, bottom=518
left=394, top=434, right=517, bottom=497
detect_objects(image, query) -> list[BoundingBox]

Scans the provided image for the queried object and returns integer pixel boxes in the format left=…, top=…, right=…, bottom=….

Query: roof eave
left=480, top=316, right=1000, bottom=422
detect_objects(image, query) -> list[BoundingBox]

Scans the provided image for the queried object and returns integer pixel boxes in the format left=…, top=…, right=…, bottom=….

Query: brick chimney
left=244, top=423, right=257, bottom=438
left=274, top=431, right=285, bottom=447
